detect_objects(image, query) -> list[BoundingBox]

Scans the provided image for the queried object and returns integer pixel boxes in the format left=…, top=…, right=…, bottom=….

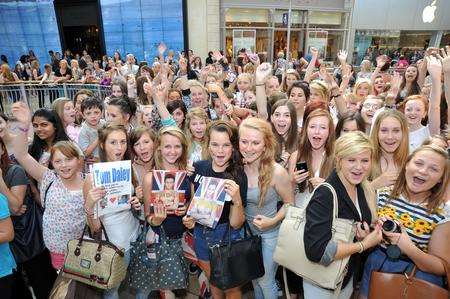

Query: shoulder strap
left=320, top=182, right=338, bottom=219
left=43, top=180, right=55, bottom=208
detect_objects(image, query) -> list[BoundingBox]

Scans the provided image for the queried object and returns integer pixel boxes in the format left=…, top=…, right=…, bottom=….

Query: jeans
left=252, top=230, right=279, bottom=299
left=194, top=223, right=241, bottom=261
left=103, top=249, right=130, bottom=299
left=303, top=276, right=353, bottom=299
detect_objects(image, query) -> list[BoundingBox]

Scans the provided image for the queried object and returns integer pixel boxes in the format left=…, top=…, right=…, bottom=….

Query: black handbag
left=209, top=221, right=265, bottom=290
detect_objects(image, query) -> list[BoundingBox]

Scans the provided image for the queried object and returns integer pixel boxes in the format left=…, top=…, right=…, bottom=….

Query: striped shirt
left=377, top=190, right=450, bottom=252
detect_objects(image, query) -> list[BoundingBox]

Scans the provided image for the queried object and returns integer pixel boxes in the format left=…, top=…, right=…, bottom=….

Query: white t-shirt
left=409, top=125, right=430, bottom=153
left=101, top=210, right=139, bottom=251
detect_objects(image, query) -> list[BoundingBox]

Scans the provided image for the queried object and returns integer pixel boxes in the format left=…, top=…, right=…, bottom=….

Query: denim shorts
left=360, top=247, right=444, bottom=297
left=193, top=222, right=241, bottom=261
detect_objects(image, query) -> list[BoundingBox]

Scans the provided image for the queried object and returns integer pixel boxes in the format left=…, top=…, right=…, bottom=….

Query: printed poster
left=149, top=170, right=187, bottom=215
left=92, top=160, right=132, bottom=218
left=187, top=177, right=231, bottom=228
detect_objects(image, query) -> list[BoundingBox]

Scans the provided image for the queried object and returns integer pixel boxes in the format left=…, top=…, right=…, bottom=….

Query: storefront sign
left=232, top=29, right=256, bottom=56
left=308, top=30, right=328, bottom=58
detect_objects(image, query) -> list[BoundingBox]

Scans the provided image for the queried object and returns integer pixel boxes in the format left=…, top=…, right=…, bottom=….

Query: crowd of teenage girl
left=0, top=44, right=449, bottom=299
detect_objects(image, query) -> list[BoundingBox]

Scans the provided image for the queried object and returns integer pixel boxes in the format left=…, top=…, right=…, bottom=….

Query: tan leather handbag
left=62, top=225, right=127, bottom=290
left=273, top=182, right=356, bottom=290
left=368, top=257, right=450, bottom=299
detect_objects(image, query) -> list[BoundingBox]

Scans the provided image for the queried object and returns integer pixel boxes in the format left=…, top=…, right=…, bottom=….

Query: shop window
left=225, top=8, right=269, bottom=27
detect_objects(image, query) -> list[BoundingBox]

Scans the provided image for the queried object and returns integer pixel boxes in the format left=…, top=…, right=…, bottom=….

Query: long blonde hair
left=391, top=145, right=449, bottom=213
left=240, top=117, right=277, bottom=207
left=154, top=126, right=188, bottom=170
left=370, top=109, right=409, bottom=179
left=334, top=131, right=377, bottom=220
left=185, top=107, right=210, bottom=160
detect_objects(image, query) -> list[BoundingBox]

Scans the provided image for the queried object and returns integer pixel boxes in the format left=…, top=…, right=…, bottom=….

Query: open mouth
left=412, top=176, right=425, bottom=185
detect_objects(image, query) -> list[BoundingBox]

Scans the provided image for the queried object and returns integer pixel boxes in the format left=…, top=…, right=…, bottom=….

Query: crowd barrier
left=0, top=82, right=112, bottom=112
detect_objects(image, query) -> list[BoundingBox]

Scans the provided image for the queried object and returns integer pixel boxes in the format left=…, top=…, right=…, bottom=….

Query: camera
left=382, top=219, right=401, bottom=233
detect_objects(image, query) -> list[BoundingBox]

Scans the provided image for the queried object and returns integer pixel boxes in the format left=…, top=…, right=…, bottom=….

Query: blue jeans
left=303, top=277, right=353, bottom=299
left=103, top=250, right=130, bottom=299
left=194, top=222, right=241, bottom=261
left=252, top=230, right=279, bottom=299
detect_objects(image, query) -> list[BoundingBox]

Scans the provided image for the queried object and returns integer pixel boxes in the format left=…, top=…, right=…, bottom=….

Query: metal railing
left=0, top=82, right=112, bottom=112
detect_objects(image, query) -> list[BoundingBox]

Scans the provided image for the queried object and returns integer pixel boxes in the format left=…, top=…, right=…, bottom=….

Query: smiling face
left=378, top=116, right=403, bottom=154
left=239, top=127, right=265, bottom=164
left=361, top=98, right=383, bottom=125
left=373, top=77, right=385, bottom=93
left=32, top=116, right=56, bottom=142
left=405, top=149, right=445, bottom=195
left=189, top=116, right=207, bottom=141
left=51, top=150, right=81, bottom=180
left=133, top=132, right=154, bottom=163
left=289, top=87, right=306, bottom=110
left=190, top=86, right=206, bottom=108
left=159, top=133, right=183, bottom=166
left=404, top=99, right=426, bottom=127
left=63, top=102, right=76, bottom=126
left=209, top=130, right=233, bottom=169
left=103, top=130, right=127, bottom=162
left=310, top=87, right=325, bottom=102
left=338, top=149, right=372, bottom=186
left=307, top=115, right=330, bottom=150
left=271, top=105, right=292, bottom=137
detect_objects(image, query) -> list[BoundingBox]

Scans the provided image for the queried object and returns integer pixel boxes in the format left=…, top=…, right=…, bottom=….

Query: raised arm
left=440, top=46, right=450, bottom=123
left=426, top=56, right=441, bottom=135
left=254, top=63, right=272, bottom=120
left=304, top=47, right=318, bottom=83
left=5, top=102, right=47, bottom=182
left=370, top=55, right=387, bottom=85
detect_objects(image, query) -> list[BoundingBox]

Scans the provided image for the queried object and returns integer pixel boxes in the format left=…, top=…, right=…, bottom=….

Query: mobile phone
left=296, top=161, right=308, bottom=172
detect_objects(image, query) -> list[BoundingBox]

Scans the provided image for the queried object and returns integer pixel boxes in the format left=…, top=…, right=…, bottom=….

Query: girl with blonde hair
left=140, top=126, right=191, bottom=299
left=239, top=117, right=294, bottom=299
left=353, top=78, right=372, bottom=102
left=304, top=131, right=382, bottom=298
left=369, top=109, right=409, bottom=190
left=185, top=107, right=210, bottom=163
left=360, top=145, right=450, bottom=298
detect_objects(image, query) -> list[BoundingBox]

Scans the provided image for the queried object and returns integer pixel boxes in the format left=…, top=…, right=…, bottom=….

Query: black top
left=191, top=160, right=247, bottom=224
left=304, top=169, right=372, bottom=288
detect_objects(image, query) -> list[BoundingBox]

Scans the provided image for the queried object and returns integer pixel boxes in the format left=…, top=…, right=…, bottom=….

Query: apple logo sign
left=422, top=0, right=437, bottom=23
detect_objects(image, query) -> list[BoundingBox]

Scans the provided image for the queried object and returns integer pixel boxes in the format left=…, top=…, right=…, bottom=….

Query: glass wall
left=100, top=0, right=184, bottom=62
left=223, top=7, right=348, bottom=63
left=0, top=0, right=61, bottom=67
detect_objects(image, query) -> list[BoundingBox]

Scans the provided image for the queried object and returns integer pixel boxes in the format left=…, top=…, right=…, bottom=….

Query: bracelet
left=357, top=241, right=365, bottom=253
left=84, top=206, right=94, bottom=217
left=255, top=83, right=265, bottom=87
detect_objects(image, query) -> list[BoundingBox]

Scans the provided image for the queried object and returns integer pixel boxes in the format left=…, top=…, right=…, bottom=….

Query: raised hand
left=310, top=47, right=319, bottom=59
left=255, top=62, right=272, bottom=85
left=154, top=84, right=167, bottom=102
left=212, top=50, right=223, bottom=62
left=158, top=42, right=167, bottom=55
left=438, top=46, right=450, bottom=74
left=376, top=55, right=387, bottom=68
left=11, top=102, right=32, bottom=126
left=247, top=52, right=260, bottom=66
left=426, top=56, right=442, bottom=81
left=337, top=49, right=348, bottom=64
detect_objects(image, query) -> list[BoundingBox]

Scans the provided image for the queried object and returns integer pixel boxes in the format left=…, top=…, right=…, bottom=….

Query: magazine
left=149, top=170, right=187, bottom=215
left=187, top=176, right=231, bottom=228
left=92, top=160, right=132, bottom=218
